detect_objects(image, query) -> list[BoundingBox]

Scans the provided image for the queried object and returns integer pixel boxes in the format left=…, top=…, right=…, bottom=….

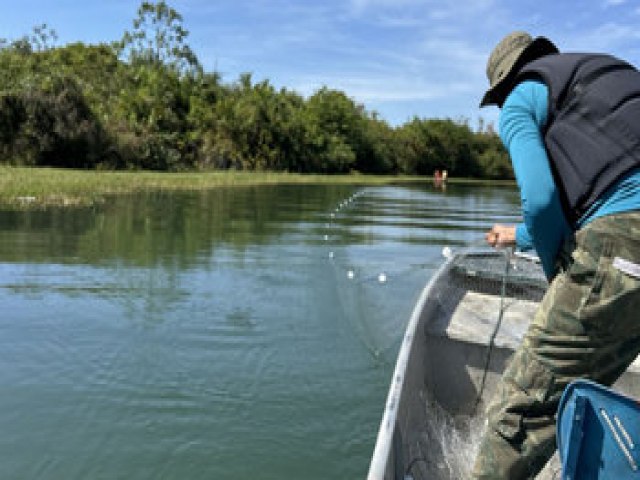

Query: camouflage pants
left=472, top=212, right=640, bottom=479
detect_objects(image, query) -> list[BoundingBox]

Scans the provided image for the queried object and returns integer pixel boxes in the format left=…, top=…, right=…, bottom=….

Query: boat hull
left=368, top=250, right=640, bottom=480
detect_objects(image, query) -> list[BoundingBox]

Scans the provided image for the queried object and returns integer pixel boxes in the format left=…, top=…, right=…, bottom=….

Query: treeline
left=0, top=1, right=512, bottom=178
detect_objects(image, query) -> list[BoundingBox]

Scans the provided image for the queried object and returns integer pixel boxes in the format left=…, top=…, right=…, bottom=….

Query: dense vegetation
left=0, top=1, right=512, bottom=178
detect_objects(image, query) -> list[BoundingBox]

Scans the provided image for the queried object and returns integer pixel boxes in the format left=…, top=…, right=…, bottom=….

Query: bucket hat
left=480, top=31, right=558, bottom=107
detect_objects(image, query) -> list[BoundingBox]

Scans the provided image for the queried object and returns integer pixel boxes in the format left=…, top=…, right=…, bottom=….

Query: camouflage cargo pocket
left=578, top=235, right=640, bottom=337
left=490, top=348, right=557, bottom=442
left=577, top=238, right=613, bottom=310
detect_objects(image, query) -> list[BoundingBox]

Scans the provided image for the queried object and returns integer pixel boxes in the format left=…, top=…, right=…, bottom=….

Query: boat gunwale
left=366, top=254, right=455, bottom=480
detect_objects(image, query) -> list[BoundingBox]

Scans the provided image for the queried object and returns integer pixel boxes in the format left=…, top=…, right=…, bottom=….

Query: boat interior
left=371, top=250, right=640, bottom=480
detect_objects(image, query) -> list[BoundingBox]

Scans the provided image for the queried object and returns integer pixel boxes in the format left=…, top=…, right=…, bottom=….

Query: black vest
left=517, top=53, right=640, bottom=226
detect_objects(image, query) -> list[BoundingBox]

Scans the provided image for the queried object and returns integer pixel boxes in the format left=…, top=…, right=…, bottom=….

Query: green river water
left=0, top=182, right=521, bottom=479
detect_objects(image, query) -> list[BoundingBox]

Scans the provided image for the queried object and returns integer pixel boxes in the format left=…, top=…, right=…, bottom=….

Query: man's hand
left=485, top=224, right=517, bottom=248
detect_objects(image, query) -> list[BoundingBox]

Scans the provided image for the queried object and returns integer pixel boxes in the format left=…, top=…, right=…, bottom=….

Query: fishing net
left=400, top=248, right=558, bottom=480
left=425, top=248, right=548, bottom=365
left=448, top=248, right=547, bottom=301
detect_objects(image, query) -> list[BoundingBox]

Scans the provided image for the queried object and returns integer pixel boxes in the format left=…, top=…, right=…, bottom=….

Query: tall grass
left=0, top=166, right=426, bottom=208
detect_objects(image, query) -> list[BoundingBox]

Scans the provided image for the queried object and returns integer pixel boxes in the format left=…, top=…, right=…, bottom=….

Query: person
left=434, top=169, right=443, bottom=188
left=472, top=31, right=640, bottom=479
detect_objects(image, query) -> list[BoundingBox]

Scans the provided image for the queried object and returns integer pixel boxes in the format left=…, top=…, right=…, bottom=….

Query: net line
left=322, top=187, right=445, bottom=361
left=446, top=247, right=547, bottom=415
left=403, top=248, right=548, bottom=480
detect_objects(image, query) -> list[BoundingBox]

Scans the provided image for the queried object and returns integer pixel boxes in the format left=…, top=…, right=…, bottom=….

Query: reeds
left=0, top=166, right=423, bottom=208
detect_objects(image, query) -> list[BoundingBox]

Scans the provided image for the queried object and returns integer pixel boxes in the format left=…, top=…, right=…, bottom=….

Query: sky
left=0, top=0, right=639, bottom=128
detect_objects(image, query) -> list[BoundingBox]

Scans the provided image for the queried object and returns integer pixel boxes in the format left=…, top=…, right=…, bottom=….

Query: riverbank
left=0, top=166, right=515, bottom=209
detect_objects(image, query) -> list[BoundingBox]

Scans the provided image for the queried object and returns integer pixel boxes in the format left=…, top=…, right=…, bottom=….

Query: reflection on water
left=0, top=182, right=520, bottom=479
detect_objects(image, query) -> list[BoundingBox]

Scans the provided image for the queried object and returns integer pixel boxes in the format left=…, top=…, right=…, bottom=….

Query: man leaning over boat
left=473, top=31, right=640, bottom=479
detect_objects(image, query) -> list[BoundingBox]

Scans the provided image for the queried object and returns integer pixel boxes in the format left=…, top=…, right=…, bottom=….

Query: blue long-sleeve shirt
left=500, top=80, right=640, bottom=279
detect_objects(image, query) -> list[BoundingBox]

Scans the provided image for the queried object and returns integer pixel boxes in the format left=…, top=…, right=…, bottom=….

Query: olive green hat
left=480, top=31, right=558, bottom=107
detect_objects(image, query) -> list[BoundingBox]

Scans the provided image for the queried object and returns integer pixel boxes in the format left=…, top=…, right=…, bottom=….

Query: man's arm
left=485, top=223, right=534, bottom=249
left=498, top=80, right=572, bottom=279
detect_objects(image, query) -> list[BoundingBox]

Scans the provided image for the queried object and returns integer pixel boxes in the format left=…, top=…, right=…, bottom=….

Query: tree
left=111, top=1, right=201, bottom=170
left=474, top=130, right=513, bottom=179
left=0, top=76, right=109, bottom=168
left=304, top=88, right=368, bottom=173
left=29, top=24, right=58, bottom=52
left=117, top=0, right=201, bottom=75
left=0, top=2, right=514, bottom=176
left=0, top=24, right=57, bottom=55
left=359, top=116, right=398, bottom=173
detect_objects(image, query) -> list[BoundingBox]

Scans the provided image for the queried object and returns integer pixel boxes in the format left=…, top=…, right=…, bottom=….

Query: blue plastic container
left=557, top=379, right=640, bottom=479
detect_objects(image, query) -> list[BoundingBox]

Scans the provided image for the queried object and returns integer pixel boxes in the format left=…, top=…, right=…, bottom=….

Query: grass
left=0, top=166, right=427, bottom=208
left=0, top=166, right=516, bottom=209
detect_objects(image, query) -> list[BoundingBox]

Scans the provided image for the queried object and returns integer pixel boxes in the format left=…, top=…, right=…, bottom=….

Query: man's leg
left=472, top=213, right=640, bottom=479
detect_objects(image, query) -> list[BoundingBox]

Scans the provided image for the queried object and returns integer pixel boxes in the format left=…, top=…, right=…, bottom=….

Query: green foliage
left=475, top=130, right=514, bottom=179
left=0, top=24, right=58, bottom=54
left=0, top=75, right=109, bottom=168
left=116, top=0, right=200, bottom=75
left=0, top=1, right=512, bottom=178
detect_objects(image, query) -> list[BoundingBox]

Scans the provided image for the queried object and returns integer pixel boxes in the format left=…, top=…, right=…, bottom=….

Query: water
left=0, top=182, right=521, bottom=479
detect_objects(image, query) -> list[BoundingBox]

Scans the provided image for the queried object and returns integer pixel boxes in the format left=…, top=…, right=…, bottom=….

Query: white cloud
left=292, top=72, right=475, bottom=104
left=373, top=15, right=424, bottom=28
left=350, top=0, right=427, bottom=11
left=349, top=0, right=499, bottom=21
left=184, top=0, right=512, bottom=123
left=562, top=21, right=640, bottom=52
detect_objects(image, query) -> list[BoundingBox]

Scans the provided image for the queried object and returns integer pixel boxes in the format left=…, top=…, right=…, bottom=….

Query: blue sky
left=1, top=0, right=639, bottom=127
